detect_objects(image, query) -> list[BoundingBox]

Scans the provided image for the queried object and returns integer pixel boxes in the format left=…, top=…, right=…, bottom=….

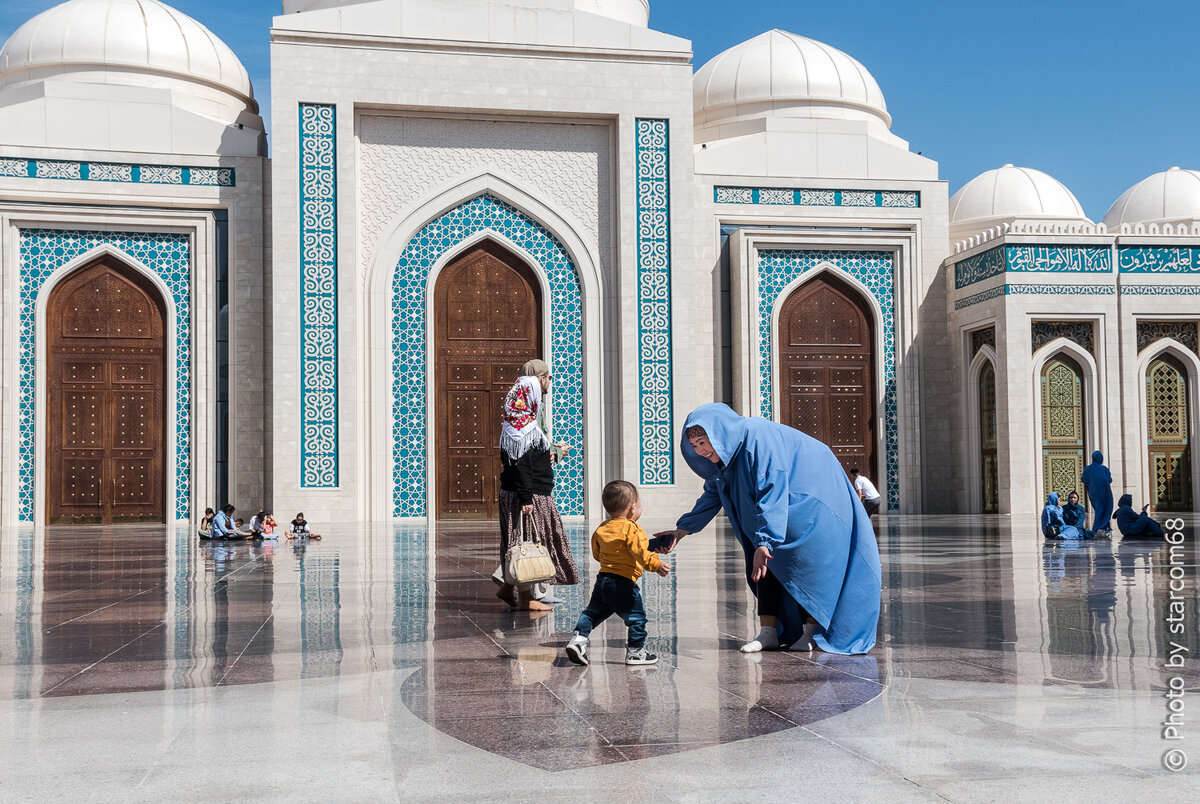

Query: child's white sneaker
left=625, top=646, right=658, bottom=665
left=740, top=626, right=781, bottom=653
left=565, top=633, right=589, bottom=666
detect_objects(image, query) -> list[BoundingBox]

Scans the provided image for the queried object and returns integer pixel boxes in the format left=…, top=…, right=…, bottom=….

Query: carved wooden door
left=434, top=242, right=542, bottom=519
left=778, top=273, right=876, bottom=479
left=1146, top=354, right=1192, bottom=511
left=47, top=261, right=166, bottom=524
left=1041, top=356, right=1085, bottom=503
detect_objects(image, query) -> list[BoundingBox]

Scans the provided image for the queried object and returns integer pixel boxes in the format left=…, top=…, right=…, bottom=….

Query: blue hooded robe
left=1080, top=451, right=1113, bottom=533
left=1041, top=492, right=1083, bottom=539
left=675, top=404, right=882, bottom=655
left=1113, top=493, right=1165, bottom=539
left=1062, top=498, right=1087, bottom=529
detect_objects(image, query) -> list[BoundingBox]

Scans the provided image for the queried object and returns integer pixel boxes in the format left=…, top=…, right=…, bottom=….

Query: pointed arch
left=1136, top=338, right=1200, bottom=511
left=1032, top=338, right=1100, bottom=507
left=966, top=343, right=999, bottom=513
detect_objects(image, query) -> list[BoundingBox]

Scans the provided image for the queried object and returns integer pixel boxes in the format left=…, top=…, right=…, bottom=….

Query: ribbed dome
left=1102, top=167, right=1200, bottom=228
left=950, top=165, right=1088, bottom=225
left=694, top=29, right=890, bottom=134
left=573, top=0, right=650, bottom=26
left=0, top=0, right=255, bottom=113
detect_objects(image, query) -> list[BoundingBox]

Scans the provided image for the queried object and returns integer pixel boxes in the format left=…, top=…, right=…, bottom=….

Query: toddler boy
left=565, top=480, right=670, bottom=666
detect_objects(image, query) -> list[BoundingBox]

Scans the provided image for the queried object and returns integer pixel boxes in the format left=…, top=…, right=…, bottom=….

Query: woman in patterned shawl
left=495, top=368, right=579, bottom=610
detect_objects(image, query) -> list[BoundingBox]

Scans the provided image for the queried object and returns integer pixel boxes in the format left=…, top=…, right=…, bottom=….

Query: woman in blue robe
left=653, top=404, right=881, bottom=655
left=1113, top=493, right=1165, bottom=539
left=1080, top=451, right=1113, bottom=537
left=1062, top=491, right=1088, bottom=532
left=1041, top=492, right=1083, bottom=539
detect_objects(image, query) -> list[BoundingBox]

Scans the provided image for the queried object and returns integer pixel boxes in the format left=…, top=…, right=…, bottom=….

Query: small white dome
left=694, top=30, right=891, bottom=134
left=1102, top=167, right=1200, bottom=228
left=573, top=0, right=650, bottom=26
left=950, top=164, right=1089, bottom=225
left=0, top=0, right=255, bottom=114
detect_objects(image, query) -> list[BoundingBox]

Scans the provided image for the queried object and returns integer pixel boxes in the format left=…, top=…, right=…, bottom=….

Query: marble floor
left=0, top=514, right=1198, bottom=801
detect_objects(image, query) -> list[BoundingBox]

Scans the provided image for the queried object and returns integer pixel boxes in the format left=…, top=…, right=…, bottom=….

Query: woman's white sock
left=791, top=622, right=819, bottom=651
left=740, top=626, right=780, bottom=653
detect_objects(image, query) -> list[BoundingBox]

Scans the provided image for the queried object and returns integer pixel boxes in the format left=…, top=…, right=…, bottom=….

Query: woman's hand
left=750, top=545, right=772, bottom=582
left=521, top=504, right=534, bottom=516
left=651, top=528, right=689, bottom=553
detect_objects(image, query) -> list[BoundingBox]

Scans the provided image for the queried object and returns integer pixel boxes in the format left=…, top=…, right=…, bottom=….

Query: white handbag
left=502, top=514, right=556, bottom=586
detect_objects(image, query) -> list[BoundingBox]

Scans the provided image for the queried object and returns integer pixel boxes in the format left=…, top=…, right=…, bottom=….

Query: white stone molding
left=1134, top=337, right=1200, bottom=515
left=359, top=173, right=605, bottom=521
left=1030, top=335, right=1104, bottom=513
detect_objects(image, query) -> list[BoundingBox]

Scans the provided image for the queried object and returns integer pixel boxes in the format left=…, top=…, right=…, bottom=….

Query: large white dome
left=0, top=0, right=256, bottom=115
left=694, top=29, right=891, bottom=135
left=950, top=164, right=1088, bottom=226
left=1102, top=167, right=1200, bottom=228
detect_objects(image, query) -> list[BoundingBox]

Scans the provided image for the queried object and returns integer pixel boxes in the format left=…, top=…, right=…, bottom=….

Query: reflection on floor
left=0, top=515, right=1197, bottom=799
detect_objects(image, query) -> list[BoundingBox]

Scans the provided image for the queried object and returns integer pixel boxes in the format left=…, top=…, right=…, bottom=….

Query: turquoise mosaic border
left=635, top=118, right=674, bottom=485
left=1121, top=284, right=1200, bottom=296
left=756, top=250, right=898, bottom=511
left=391, top=195, right=585, bottom=517
left=715, top=186, right=919, bottom=208
left=955, top=245, right=1112, bottom=289
left=299, top=103, right=339, bottom=488
left=18, top=230, right=192, bottom=522
left=954, top=283, right=1117, bottom=310
left=0, top=157, right=233, bottom=186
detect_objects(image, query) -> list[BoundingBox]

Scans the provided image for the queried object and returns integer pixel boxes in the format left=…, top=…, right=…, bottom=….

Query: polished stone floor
left=1, top=515, right=1198, bottom=801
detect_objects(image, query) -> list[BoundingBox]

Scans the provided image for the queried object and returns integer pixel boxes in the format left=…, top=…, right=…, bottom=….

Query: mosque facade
left=0, top=0, right=1195, bottom=526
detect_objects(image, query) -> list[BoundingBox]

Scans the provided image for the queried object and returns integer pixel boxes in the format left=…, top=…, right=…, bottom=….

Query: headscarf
left=1091, top=450, right=1104, bottom=464
left=1041, top=492, right=1064, bottom=534
left=500, top=375, right=549, bottom=460
left=522, top=360, right=564, bottom=462
left=1116, top=493, right=1133, bottom=511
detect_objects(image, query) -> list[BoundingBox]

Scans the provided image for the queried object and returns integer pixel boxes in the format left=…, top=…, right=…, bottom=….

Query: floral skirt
left=498, top=490, right=580, bottom=586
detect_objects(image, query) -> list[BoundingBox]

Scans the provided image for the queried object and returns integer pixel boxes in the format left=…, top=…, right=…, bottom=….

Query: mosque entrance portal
left=46, top=259, right=167, bottom=524
left=434, top=242, right=543, bottom=519
left=777, top=273, right=877, bottom=479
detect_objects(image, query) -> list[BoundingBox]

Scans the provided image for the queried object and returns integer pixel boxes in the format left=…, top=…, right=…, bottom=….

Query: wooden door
left=47, top=260, right=166, bottom=524
left=1147, top=354, right=1192, bottom=511
left=1041, top=356, right=1085, bottom=502
left=979, top=362, right=999, bottom=513
left=434, top=242, right=542, bottom=519
left=778, top=273, right=877, bottom=478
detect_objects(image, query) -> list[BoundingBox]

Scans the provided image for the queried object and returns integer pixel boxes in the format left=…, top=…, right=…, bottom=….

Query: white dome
left=694, top=29, right=891, bottom=134
left=0, top=0, right=255, bottom=115
left=1102, top=167, right=1200, bottom=228
left=950, top=164, right=1089, bottom=225
left=573, top=0, right=649, bottom=26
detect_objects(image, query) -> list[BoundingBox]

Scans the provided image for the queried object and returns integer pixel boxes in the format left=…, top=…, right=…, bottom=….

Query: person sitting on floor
left=198, top=507, right=215, bottom=540
left=1062, top=491, right=1088, bottom=534
left=1113, top=494, right=1165, bottom=539
left=287, top=512, right=322, bottom=540
left=1041, top=492, right=1085, bottom=540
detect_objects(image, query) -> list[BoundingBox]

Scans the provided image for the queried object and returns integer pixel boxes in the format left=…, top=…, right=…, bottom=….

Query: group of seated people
left=198, top=504, right=322, bottom=541
left=1042, top=490, right=1166, bottom=540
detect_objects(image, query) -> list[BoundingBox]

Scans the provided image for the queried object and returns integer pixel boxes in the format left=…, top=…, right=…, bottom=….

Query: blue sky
left=3, top=1, right=1198, bottom=219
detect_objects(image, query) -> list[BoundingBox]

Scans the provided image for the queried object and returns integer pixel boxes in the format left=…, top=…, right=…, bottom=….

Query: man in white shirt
left=850, top=468, right=881, bottom=516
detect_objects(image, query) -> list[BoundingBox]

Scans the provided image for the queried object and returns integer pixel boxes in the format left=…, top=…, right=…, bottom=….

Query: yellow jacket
left=591, top=518, right=663, bottom=582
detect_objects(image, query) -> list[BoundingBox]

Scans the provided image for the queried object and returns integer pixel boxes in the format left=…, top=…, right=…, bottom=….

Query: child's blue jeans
left=573, top=572, right=647, bottom=648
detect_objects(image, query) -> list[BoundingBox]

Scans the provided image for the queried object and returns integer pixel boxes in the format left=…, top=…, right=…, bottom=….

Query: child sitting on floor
left=565, top=481, right=669, bottom=667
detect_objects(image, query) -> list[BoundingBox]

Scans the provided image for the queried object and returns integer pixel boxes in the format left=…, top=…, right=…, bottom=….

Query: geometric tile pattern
left=0, top=157, right=233, bottom=186
left=18, top=230, right=192, bottom=522
left=1032, top=321, right=1094, bottom=355
left=714, top=186, right=920, bottom=208
left=756, top=250, right=898, bottom=511
left=1118, top=246, right=1200, bottom=273
left=299, top=103, right=339, bottom=487
left=956, top=245, right=1112, bottom=289
left=1121, top=284, right=1200, bottom=296
left=391, top=195, right=584, bottom=517
left=1137, top=321, right=1199, bottom=355
left=635, top=119, right=673, bottom=485
left=971, top=326, right=996, bottom=356
left=955, top=283, right=1116, bottom=310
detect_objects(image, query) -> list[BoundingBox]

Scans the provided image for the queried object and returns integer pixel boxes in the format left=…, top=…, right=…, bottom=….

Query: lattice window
left=1149, top=359, right=1187, bottom=441
left=1042, top=356, right=1085, bottom=501
left=1138, top=321, right=1198, bottom=355
left=978, top=361, right=998, bottom=513
left=971, top=327, right=996, bottom=357
left=1032, top=321, right=1094, bottom=355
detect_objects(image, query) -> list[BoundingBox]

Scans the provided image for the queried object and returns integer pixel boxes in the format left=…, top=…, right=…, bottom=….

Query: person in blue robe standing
left=1041, top=492, right=1084, bottom=539
left=1080, top=451, right=1114, bottom=538
left=1062, top=490, right=1088, bottom=533
left=1113, top=494, right=1166, bottom=539
left=652, top=404, right=881, bottom=655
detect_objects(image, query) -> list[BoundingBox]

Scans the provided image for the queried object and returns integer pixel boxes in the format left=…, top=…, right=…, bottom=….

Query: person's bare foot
left=519, top=599, right=552, bottom=611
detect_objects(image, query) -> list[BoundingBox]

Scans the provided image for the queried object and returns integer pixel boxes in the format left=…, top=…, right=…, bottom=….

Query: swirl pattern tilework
left=299, top=104, right=339, bottom=488
left=0, top=157, right=234, bottom=186
left=18, top=230, right=191, bottom=522
left=635, top=119, right=674, bottom=485
left=756, top=250, right=898, bottom=511
left=391, top=195, right=584, bottom=517
left=1137, top=321, right=1198, bottom=355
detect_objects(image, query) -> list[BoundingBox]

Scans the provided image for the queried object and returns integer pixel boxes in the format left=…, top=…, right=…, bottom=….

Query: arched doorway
left=1146, top=353, right=1192, bottom=511
left=46, top=259, right=167, bottom=524
left=978, top=361, right=999, bottom=513
left=434, top=241, right=543, bottom=519
left=1041, top=355, right=1085, bottom=502
left=777, top=272, right=876, bottom=478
